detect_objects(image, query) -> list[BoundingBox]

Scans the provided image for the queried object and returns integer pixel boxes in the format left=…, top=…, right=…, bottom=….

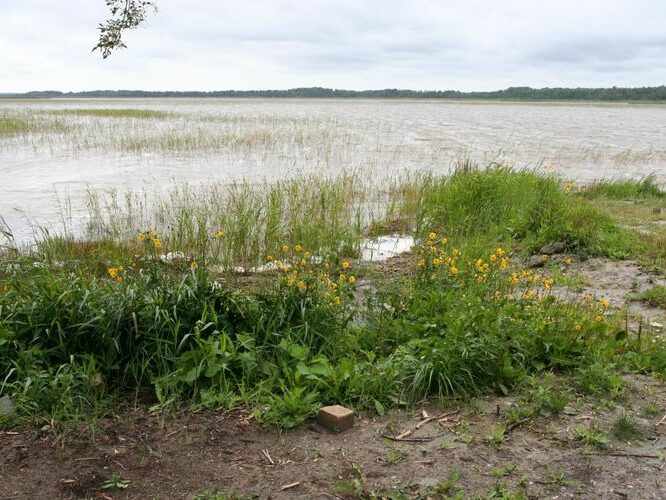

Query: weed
left=643, top=402, right=660, bottom=417
left=429, top=470, right=461, bottom=496
left=613, top=412, right=644, bottom=441
left=101, top=474, right=130, bottom=490
left=485, top=425, right=507, bottom=446
left=385, top=445, right=406, bottom=465
left=632, top=285, right=666, bottom=308
left=572, top=424, right=610, bottom=449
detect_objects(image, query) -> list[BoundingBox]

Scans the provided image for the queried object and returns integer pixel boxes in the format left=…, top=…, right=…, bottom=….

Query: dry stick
left=658, top=413, right=666, bottom=426
left=279, top=482, right=300, bottom=491
left=507, top=417, right=531, bottom=432
left=395, top=409, right=460, bottom=439
left=583, top=452, right=661, bottom=459
left=381, top=433, right=445, bottom=443
left=262, top=449, right=275, bottom=465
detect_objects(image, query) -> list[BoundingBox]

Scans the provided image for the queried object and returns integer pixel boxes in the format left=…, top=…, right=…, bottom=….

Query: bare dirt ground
left=1, top=255, right=665, bottom=500
left=1, top=374, right=665, bottom=499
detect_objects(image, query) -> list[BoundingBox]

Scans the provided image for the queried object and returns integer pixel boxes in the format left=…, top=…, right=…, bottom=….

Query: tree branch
left=93, top=0, right=157, bottom=58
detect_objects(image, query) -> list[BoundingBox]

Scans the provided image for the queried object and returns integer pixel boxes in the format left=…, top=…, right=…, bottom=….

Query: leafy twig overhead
left=94, top=0, right=157, bottom=58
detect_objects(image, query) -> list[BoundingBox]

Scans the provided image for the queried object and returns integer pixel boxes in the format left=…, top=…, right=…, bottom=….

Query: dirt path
left=1, top=374, right=665, bottom=499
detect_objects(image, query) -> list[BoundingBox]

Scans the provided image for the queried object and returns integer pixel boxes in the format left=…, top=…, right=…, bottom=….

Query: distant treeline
left=2, top=86, right=666, bottom=101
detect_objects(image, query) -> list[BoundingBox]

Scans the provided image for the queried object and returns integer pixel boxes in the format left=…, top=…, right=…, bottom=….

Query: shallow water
left=1, top=98, right=666, bottom=243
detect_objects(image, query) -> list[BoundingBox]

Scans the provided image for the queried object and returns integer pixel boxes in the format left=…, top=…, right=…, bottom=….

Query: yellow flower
left=282, top=244, right=290, bottom=252
left=137, top=233, right=146, bottom=242
left=303, top=251, right=311, bottom=258
left=495, top=290, right=502, bottom=300
left=333, top=296, right=342, bottom=305
left=342, top=261, right=350, bottom=269
left=574, top=324, right=582, bottom=332
left=152, top=238, right=162, bottom=249
left=440, top=237, right=448, bottom=245
left=417, top=258, right=426, bottom=267
left=433, top=257, right=443, bottom=267
left=495, top=247, right=506, bottom=257
left=564, top=258, right=573, bottom=265
left=598, top=297, right=610, bottom=309
left=500, top=257, right=509, bottom=270
left=489, top=254, right=497, bottom=262
left=541, top=254, right=549, bottom=261
left=542, top=278, right=554, bottom=290
left=266, top=255, right=274, bottom=262
left=508, top=273, right=519, bottom=285
left=107, top=267, right=119, bottom=279
left=595, top=315, right=604, bottom=322
left=428, top=232, right=437, bottom=240
left=339, top=274, right=346, bottom=282
left=215, top=230, right=224, bottom=239
left=476, top=275, right=486, bottom=283
left=449, top=266, right=459, bottom=276
left=148, top=229, right=157, bottom=238
left=190, top=260, right=198, bottom=270
left=583, top=294, right=593, bottom=302
left=349, top=275, right=356, bottom=284
left=295, top=244, right=302, bottom=252
left=297, top=280, right=307, bottom=292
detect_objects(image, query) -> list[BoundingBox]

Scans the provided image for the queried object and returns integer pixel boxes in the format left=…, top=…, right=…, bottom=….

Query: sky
left=1, top=0, right=665, bottom=92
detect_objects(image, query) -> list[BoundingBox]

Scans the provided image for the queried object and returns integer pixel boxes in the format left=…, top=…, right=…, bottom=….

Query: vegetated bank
left=0, top=166, right=665, bottom=430
left=3, top=85, right=666, bottom=101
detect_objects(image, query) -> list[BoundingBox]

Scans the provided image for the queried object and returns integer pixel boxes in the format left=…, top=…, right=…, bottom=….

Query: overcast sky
left=1, top=0, right=665, bottom=92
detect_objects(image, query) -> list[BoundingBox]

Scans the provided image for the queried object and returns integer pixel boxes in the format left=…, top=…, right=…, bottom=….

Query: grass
left=48, top=108, right=173, bottom=119
left=0, top=114, right=71, bottom=136
left=631, top=285, right=666, bottom=308
left=572, top=424, right=610, bottom=449
left=613, top=412, right=644, bottom=441
left=583, top=175, right=665, bottom=199
left=1, top=166, right=666, bottom=429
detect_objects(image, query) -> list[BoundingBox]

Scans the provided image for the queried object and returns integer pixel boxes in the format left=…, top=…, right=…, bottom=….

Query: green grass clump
left=632, top=285, right=666, bottom=308
left=584, top=175, right=665, bottom=199
left=49, top=108, right=172, bottom=119
left=0, top=115, right=70, bottom=136
left=417, top=165, right=634, bottom=257
left=613, top=412, right=644, bottom=441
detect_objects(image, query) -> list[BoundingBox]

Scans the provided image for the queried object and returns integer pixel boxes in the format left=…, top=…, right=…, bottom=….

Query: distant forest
left=2, top=86, right=666, bottom=101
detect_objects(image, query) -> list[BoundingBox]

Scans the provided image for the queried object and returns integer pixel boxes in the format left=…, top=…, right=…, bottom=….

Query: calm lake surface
left=1, top=98, right=665, bottom=243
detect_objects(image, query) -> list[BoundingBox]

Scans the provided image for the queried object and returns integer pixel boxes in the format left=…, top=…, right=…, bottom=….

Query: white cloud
left=1, top=0, right=665, bottom=91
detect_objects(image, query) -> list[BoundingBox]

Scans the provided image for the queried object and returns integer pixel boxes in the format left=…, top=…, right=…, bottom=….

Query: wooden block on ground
left=317, top=405, right=354, bottom=432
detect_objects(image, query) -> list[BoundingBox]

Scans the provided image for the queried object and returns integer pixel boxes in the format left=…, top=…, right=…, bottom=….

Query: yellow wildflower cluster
left=275, top=244, right=356, bottom=306
left=137, top=229, right=162, bottom=249
left=107, top=266, right=125, bottom=283
left=417, top=232, right=461, bottom=278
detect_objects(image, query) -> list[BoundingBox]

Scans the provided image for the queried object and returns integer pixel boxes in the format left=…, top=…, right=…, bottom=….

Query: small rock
left=40, top=424, right=51, bottom=432
left=317, top=405, right=354, bottom=432
left=527, top=256, right=546, bottom=268
left=0, top=395, right=15, bottom=416
left=539, top=241, right=566, bottom=255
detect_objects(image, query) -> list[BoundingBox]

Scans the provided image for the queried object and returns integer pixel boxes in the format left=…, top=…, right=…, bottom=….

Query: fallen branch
left=262, top=449, right=274, bottom=465
left=583, top=452, right=661, bottom=459
left=658, top=413, right=666, bottom=426
left=507, top=417, right=531, bottom=432
left=395, top=409, right=460, bottom=439
left=279, top=482, right=300, bottom=491
left=381, top=433, right=444, bottom=443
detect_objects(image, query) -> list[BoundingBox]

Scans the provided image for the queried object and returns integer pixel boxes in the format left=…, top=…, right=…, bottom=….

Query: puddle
left=360, top=234, right=415, bottom=261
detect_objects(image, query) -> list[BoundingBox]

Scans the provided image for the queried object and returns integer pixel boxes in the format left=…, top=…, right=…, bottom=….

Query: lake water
left=1, top=99, right=665, bottom=243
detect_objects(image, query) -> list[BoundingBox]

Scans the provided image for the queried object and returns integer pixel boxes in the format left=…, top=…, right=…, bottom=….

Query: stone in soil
left=317, top=405, right=354, bottom=432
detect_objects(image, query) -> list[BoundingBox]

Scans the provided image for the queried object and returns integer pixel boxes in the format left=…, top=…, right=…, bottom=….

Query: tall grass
left=47, top=108, right=173, bottom=119
left=584, top=174, right=665, bottom=199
